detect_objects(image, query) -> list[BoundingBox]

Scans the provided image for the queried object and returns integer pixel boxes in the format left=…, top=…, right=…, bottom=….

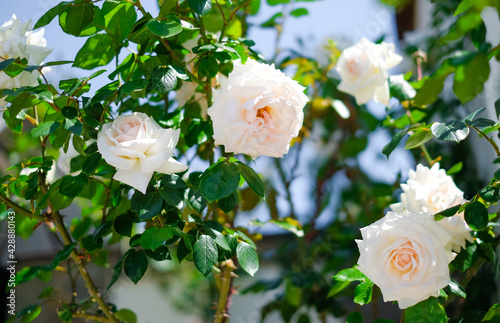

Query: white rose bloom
left=356, top=211, right=455, bottom=309
left=97, top=112, right=188, bottom=194
left=335, top=38, right=402, bottom=106
left=207, top=59, right=309, bottom=159
left=391, top=163, right=472, bottom=252
left=0, top=14, right=53, bottom=106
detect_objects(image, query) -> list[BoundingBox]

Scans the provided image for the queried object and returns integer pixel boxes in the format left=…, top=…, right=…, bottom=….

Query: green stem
left=471, top=125, right=500, bottom=156
left=213, top=260, right=235, bottom=323
left=0, top=193, right=45, bottom=221
left=420, top=144, right=434, bottom=166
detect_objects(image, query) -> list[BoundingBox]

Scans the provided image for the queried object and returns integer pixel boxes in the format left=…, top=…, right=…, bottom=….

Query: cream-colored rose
left=391, top=163, right=472, bottom=252
left=335, top=38, right=402, bottom=106
left=356, top=211, right=454, bottom=309
left=97, top=112, right=188, bottom=194
left=0, top=14, right=53, bottom=106
left=207, top=59, right=308, bottom=159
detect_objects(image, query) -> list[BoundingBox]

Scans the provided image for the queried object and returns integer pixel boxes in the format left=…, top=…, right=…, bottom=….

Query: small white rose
left=207, top=59, right=309, bottom=159
left=356, top=211, right=455, bottom=309
left=390, top=163, right=472, bottom=252
left=97, top=112, right=188, bottom=194
left=335, top=38, right=402, bottom=106
left=0, top=14, right=53, bottom=106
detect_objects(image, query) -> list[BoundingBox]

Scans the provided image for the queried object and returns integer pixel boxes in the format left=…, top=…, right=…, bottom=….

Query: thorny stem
left=214, top=260, right=236, bottom=323
left=274, top=158, right=296, bottom=219
left=39, top=181, right=119, bottom=323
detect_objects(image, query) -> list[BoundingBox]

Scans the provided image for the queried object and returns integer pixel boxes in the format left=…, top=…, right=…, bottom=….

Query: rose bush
left=97, top=112, right=188, bottom=194
left=391, top=163, right=472, bottom=252
left=356, top=211, right=455, bottom=309
left=207, top=59, right=309, bottom=159
left=335, top=37, right=402, bottom=106
left=0, top=14, right=52, bottom=106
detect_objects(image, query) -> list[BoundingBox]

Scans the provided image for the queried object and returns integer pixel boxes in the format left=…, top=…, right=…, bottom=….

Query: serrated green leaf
left=235, top=161, right=265, bottom=198
left=193, top=235, right=218, bottom=276
left=200, top=161, right=240, bottom=202
left=131, top=191, right=163, bottom=221
left=123, top=249, right=148, bottom=284
left=236, top=241, right=259, bottom=276
left=140, top=227, right=174, bottom=250
left=464, top=201, right=488, bottom=230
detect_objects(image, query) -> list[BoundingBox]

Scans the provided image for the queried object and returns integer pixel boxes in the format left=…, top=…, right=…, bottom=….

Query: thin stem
left=420, top=144, right=434, bottom=166
left=132, top=0, right=147, bottom=15
left=274, top=158, right=296, bottom=219
left=0, top=193, right=45, bottom=221
left=213, top=260, right=236, bottom=323
left=399, top=309, right=405, bottom=323
left=471, top=125, right=500, bottom=156
left=71, top=312, right=110, bottom=323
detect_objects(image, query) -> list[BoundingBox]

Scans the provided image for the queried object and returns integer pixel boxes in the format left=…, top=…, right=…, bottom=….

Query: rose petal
left=156, top=157, right=189, bottom=174
left=113, top=164, right=153, bottom=194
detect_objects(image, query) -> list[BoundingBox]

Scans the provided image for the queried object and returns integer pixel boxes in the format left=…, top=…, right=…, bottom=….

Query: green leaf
left=479, top=185, right=500, bottom=202
left=268, top=0, right=290, bottom=5
left=187, top=0, right=212, bottom=15
left=455, top=0, right=474, bottom=15
left=82, top=152, right=102, bottom=175
left=158, top=185, right=183, bottom=208
left=435, top=204, right=461, bottom=217
left=104, top=2, right=137, bottom=42
left=61, top=106, right=78, bottom=119
left=145, top=245, right=171, bottom=261
left=20, top=305, right=42, bottom=323
left=147, top=19, right=183, bottom=38
left=59, top=173, right=88, bottom=199
left=131, top=191, right=163, bottom=221
left=140, top=227, right=174, bottom=250
left=200, top=161, right=240, bottom=202
left=495, top=98, right=500, bottom=119
left=448, top=279, right=466, bottom=298
left=204, top=225, right=230, bottom=251
left=382, top=128, right=408, bottom=158
left=31, top=121, right=60, bottom=137
left=405, top=129, right=433, bottom=149
left=151, top=65, right=177, bottom=95
left=413, top=63, right=455, bottom=106
left=123, top=249, right=148, bottom=284
left=198, top=55, right=219, bottom=78
left=404, top=298, right=447, bottom=323
left=453, top=54, right=490, bottom=104
left=333, top=268, right=366, bottom=282
left=346, top=312, right=363, bottom=323
left=73, top=34, right=116, bottom=70
left=235, top=161, right=265, bottom=198
left=446, top=162, right=463, bottom=175
left=193, top=235, right=218, bottom=276
left=107, top=250, right=132, bottom=290
left=389, top=75, right=416, bottom=101
left=431, top=120, right=470, bottom=143
left=483, top=303, right=500, bottom=321
left=290, top=8, right=308, bottom=17
left=51, top=242, right=77, bottom=268
left=236, top=241, right=259, bottom=276
left=34, top=2, right=70, bottom=29
left=464, top=201, right=488, bottom=230
left=353, top=280, right=373, bottom=305
left=0, top=58, right=16, bottom=71
left=114, top=213, right=134, bottom=237
left=116, top=308, right=137, bottom=323
left=65, top=3, right=95, bottom=36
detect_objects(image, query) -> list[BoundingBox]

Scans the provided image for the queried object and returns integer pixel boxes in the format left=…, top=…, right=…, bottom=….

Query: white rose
left=356, top=211, right=455, bottom=309
left=207, top=59, right=309, bottom=159
left=335, top=38, right=402, bottom=106
left=0, top=14, right=53, bottom=106
left=391, top=163, right=472, bottom=252
left=97, top=112, right=188, bottom=194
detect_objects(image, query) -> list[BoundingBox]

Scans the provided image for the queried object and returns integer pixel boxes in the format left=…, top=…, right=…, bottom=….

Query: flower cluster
left=0, top=14, right=52, bottom=106
left=356, top=163, right=472, bottom=309
left=335, top=38, right=409, bottom=106
left=98, top=60, right=308, bottom=192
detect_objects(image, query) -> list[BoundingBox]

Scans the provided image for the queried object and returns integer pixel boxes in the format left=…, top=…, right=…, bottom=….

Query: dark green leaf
left=123, top=249, right=148, bottom=284
left=436, top=204, right=461, bottom=217
left=382, top=128, right=408, bottom=158
left=82, top=153, right=102, bottom=175
left=495, top=98, right=500, bottom=119
left=51, top=242, right=77, bottom=268
left=59, top=173, right=88, bottom=199
left=140, top=227, right=174, bottom=250
left=235, top=162, right=265, bottom=198
left=31, top=121, right=60, bottom=137
left=61, top=106, right=78, bottom=119
left=479, top=186, right=500, bottom=202
left=145, top=245, right=171, bottom=261
left=0, top=58, right=16, bottom=71
left=158, top=185, right=183, bottom=208
left=346, top=312, right=363, bottom=323
left=187, top=0, right=212, bottom=15
left=204, top=225, right=230, bottom=251
left=464, top=201, right=488, bottom=230
left=131, top=191, right=163, bottom=221
left=65, top=3, right=95, bottom=36
left=114, top=213, right=134, bottom=237
left=34, top=2, right=70, bottom=29
left=404, top=298, right=446, bottom=323
left=193, top=235, right=218, bottom=276
left=236, top=241, right=259, bottom=276
left=151, top=65, right=177, bottom=95
left=197, top=55, right=219, bottom=78
left=92, top=220, right=113, bottom=240
left=448, top=279, right=466, bottom=298
left=200, top=161, right=240, bottom=202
